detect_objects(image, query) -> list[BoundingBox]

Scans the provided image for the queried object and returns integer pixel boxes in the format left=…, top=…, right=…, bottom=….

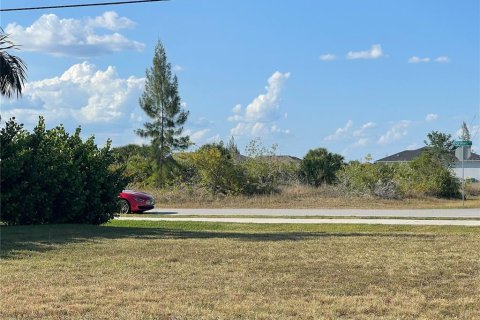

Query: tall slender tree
left=459, top=121, right=471, bottom=141
left=136, top=40, right=190, bottom=183
left=0, top=29, right=27, bottom=98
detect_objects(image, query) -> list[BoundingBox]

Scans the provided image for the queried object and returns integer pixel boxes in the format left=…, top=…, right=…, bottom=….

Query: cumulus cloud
left=425, top=113, right=439, bottom=122
left=377, top=120, right=411, bottom=145
left=5, top=11, right=144, bottom=57
left=354, top=138, right=370, bottom=147
left=229, top=71, right=291, bottom=137
left=353, top=122, right=377, bottom=137
left=87, top=11, right=135, bottom=30
left=347, top=44, right=383, bottom=60
left=1, top=62, right=144, bottom=125
left=184, top=128, right=211, bottom=144
left=319, top=54, right=337, bottom=61
left=435, top=56, right=451, bottom=63
left=324, top=120, right=354, bottom=141
left=408, top=56, right=430, bottom=63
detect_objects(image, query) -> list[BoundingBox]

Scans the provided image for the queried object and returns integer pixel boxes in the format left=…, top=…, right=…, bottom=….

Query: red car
left=118, top=190, right=155, bottom=214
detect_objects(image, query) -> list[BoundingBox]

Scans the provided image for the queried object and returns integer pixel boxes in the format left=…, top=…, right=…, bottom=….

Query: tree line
left=0, top=38, right=465, bottom=226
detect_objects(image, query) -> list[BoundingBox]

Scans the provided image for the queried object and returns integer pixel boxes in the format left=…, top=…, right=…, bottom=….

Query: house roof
left=376, top=147, right=428, bottom=162
left=376, top=147, right=480, bottom=162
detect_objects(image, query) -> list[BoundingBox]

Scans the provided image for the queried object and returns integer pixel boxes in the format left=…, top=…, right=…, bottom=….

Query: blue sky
left=1, top=0, right=479, bottom=160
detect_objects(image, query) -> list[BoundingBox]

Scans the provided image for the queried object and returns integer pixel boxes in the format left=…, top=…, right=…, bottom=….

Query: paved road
left=145, top=208, right=480, bottom=218
left=117, top=216, right=480, bottom=226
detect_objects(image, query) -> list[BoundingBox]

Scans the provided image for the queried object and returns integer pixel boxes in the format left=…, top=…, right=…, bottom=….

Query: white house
left=376, top=147, right=480, bottom=181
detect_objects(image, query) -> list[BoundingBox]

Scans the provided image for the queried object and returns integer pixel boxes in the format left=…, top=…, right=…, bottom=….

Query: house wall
left=452, top=161, right=480, bottom=180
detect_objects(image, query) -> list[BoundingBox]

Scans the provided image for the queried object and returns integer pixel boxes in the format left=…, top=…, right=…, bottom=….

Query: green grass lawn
left=1, top=221, right=479, bottom=319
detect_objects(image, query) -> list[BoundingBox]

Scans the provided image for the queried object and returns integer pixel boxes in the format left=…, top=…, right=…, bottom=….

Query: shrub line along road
left=117, top=208, right=480, bottom=226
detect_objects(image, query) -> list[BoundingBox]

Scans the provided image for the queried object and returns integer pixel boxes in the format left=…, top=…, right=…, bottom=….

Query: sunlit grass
left=1, top=221, right=479, bottom=319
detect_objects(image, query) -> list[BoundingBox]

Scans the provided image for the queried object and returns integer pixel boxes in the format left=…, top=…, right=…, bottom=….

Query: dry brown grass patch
left=1, top=222, right=479, bottom=319
left=139, top=184, right=480, bottom=209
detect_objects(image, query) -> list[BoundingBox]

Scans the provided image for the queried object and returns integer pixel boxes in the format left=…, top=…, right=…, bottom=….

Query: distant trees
left=299, top=148, right=344, bottom=187
left=136, top=40, right=190, bottom=186
left=424, top=130, right=455, bottom=166
left=0, top=30, right=27, bottom=98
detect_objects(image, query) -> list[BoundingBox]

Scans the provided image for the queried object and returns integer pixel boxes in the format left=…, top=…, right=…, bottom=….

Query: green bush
left=299, top=148, right=344, bottom=187
left=339, top=151, right=460, bottom=199
left=190, top=143, right=245, bottom=195
left=0, top=117, right=129, bottom=225
left=339, top=161, right=399, bottom=198
left=395, top=151, right=460, bottom=198
left=240, top=139, right=286, bottom=194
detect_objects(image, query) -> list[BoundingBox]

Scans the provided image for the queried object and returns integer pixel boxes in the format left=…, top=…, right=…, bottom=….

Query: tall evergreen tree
left=460, top=121, right=471, bottom=141
left=136, top=40, right=190, bottom=182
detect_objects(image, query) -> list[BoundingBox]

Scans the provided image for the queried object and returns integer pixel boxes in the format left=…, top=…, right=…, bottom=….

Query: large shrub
left=339, top=151, right=460, bottom=199
left=190, top=143, right=245, bottom=195
left=240, top=139, right=289, bottom=194
left=339, top=161, right=399, bottom=198
left=396, top=151, right=460, bottom=198
left=299, top=148, right=344, bottom=187
left=1, top=117, right=129, bottom=225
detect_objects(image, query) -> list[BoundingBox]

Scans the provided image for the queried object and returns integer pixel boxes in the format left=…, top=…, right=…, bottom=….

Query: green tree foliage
left=241, top=139, right=289, bottom=194
left=135, top=40, right=190, bottom=185
left=396, top=151, right=460, bottom=198
left=112, top=144, right=155, bottom=187
left=299, top=148, right=344, bottom=187
left=1, top=117, right=129, bottom=225
left=190, top=143, right=244, bottom=195
left=424, top=130, right=455, bottom=166
left=340, top=151, right=460, bottom=199
left=0, top=30, right=27, bottom=98
left=339, top=161, right=398, bottom=198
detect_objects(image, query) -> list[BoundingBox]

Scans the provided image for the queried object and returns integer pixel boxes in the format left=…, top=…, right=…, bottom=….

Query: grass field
left=1, top=221, right=480, bottom=319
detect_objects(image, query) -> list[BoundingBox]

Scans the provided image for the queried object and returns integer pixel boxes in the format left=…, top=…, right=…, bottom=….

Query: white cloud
left=232, top=104, right=242, bottom=114
left=425, top=113, right=439, bottom=122
left=205, top=134, right=221, bottom=144
left=229, top=71, right=290, bottom=137
left=87, top=11, right=135, bottom=30
left=347, top=44, right=383, bottom=60
left=324, top=120, right=353, bottom=141
left=408, top=56, right=430, bottom=63
left=353, top=121, right=376, bottom=137
left=184, top=128, right=211, bottom=144
left=405, top=143, right=419, bottom=150
left=377, top=120, right=411, bottom=145
left=435, top=56, right=451, bottom=63
left=319, top=54, right=337, bottom=61
left=1, top=62, right=144, bottom=124
left=172, top=65, right=184, bottom=72
left=354, top=138, right=370, bottom=147
left=231, top=122, right=269, bottom=137
left=5, top=11, right=144, bottom=57
left=244, top=71, right=290, bottom=121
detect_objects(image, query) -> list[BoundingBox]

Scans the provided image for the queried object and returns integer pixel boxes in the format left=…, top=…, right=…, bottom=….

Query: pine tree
left=460, top=121, right=471, bottom=141
left=136, top=40, right=190, bottom=183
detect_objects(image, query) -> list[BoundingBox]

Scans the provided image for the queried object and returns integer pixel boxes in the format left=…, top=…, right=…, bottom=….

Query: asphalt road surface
left=116, top=208, right=480, bottom=226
